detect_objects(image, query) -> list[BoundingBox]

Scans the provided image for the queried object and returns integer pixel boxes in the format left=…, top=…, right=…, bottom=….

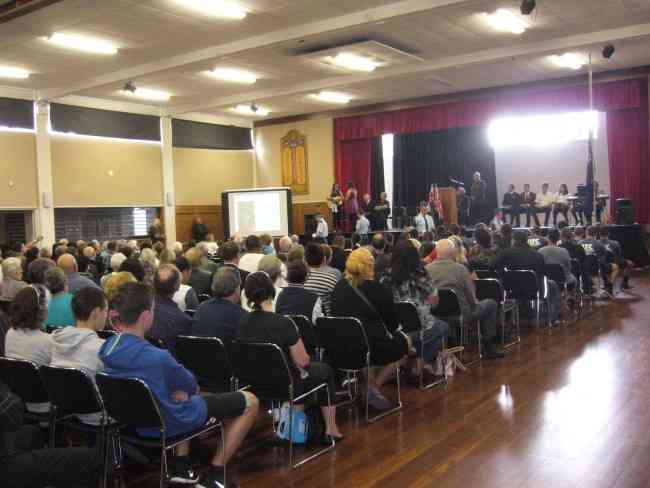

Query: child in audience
left=99, top=282, right=259, bottom=487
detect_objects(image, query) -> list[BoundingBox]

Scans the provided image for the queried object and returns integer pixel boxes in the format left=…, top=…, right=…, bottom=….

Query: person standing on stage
left=470, top=172, right=488, bottom=224
left=355, top=209, right=370, bottom=244
left=327, top=183, right=344, bottom=230
left=457, top=187, right=470, bottom=226
left=414, top=202, right=435, bottom=236
left=502, top=184, right=521, bottom=227
left=313, top=214, right=329, bottom=241
left=373, top=192, right=391, bottom=230
left=535, top=182, right=554, bottom=226
left=360, top=193, right=375, bottom=229
left=344, top=181, right=359, bottom=233
left=520, top=184, right=537, bottom=227
left=553, top=184, right=570, bottom=225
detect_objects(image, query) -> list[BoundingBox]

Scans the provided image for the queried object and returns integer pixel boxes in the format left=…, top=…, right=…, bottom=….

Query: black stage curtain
left=393, top=126, right=497, bottom=211
left=370, top=136, right=385, bottom=200
left=172, top=118, right=252, bottom=150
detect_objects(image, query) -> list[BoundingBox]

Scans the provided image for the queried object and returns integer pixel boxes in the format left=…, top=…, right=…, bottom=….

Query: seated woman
left=468, top=228, right=498, bottom=270
left=330, top=248, right=411, bottom=411
left=44, top=267, right=75, bottom=328
left=237, top=272, right=343, bottom=442
left=380, top=240, right=449, bottom=378
left=240, top=255, right=285, bottom=312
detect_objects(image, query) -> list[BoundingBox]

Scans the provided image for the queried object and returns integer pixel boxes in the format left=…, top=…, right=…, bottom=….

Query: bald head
left=57, top=253, right=78, bottom=274
left=154, top=263, right=181, bottom=297
left=279, top=235, right=292, bottom=253
left=435, top=239, right=456, bottom=260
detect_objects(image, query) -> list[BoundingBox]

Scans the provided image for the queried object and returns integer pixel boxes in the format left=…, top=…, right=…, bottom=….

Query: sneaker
left=168, top=455, right=199, bottom=485
left=367, top=386, right=392, bottom=410
left=199, top=466, right=237, bottom=488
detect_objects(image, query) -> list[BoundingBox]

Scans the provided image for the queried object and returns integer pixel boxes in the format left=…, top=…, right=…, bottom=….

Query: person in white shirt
left=313, top=214, right=329, bottom=241
left=534, top=182, right=555, bottom=226
left=490, top=210, right=505, bottom=232
left=238, top=235, right=265, bottom=273
left=414, top=203, right=435, bottom=236
left=553, top=183, right=570, bottom=226
left=355, top=210, right=370, bottom=243
left=200, top=233, right=219, bottom=256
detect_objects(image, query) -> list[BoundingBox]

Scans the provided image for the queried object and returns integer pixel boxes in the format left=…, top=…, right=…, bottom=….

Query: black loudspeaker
left=615, top=198, right=635, bottom=225
left=304, top=214, right=317, bottom=235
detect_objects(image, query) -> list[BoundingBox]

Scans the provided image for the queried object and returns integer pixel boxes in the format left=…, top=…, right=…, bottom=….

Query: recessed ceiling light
left=174, top=0, right=247, bottom=19
left=481, top=9, right=528, bottom=35
left=550, top=53, right=586, bottom=70
left=43, top=32, right=118, bottom=55
left=120, top=87, right=171, bottom=101
left=0, top=66, right=30, bottom=79
left=328, top=52, right=378, bottom=72
left=311, top=91, right=351, bottom=104
left=233, top=104, right=270, bottom=116
left=206, top=67, right=257, bottom=84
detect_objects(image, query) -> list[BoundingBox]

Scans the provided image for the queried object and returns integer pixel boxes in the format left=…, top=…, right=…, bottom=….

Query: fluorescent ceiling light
left=0, top=66, right=30, bottom=79
left=174, top=0, right=247, bottom=19
left=233, top=104, right=270, bottom=116
left=311, top=91, right=351, bottom=104
left=120, top=87, right=171, bottom=101
left=43, top=32, right=118, bottom=55
left=207, top=67, right=257, bottom=84
left=550, top=53, right=586, bottom=70
left=328, top=52, right=378, bottom=72
left=481, top=9, right=528, bottom=34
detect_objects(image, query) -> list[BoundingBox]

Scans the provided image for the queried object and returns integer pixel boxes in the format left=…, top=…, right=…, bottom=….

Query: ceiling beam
left=38, top=0, right=469, bottom=101
left=168, top=22, right=650, bottom=116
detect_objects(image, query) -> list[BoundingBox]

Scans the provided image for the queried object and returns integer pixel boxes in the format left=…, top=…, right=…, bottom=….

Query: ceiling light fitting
left=312, top=91, right=351, bottom=104
left=174, top=0, right=247, bottom=19
left=482, top=9, right=528, bottom=34
left=329, top=52, right=378, bottom=72
left=207, top=67, right=257, bottom=84
left=550, top=53, right=586, bottom=70
left=0, top=65, right=29, bottom=79
left=43, top=32, right=118, bottom=55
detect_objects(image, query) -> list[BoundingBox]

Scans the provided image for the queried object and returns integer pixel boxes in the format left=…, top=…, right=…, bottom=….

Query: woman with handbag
left=330, top=248, right=412, bottom=411
left=237, top=272, right=343, bottom=443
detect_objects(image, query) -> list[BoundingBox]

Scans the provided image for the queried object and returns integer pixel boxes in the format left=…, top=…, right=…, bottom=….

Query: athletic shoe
left=199, top=466, right=237, bottom=488
left=367, top=386, right=392, bottom=410
left=168, top=456, right=199, bottom=485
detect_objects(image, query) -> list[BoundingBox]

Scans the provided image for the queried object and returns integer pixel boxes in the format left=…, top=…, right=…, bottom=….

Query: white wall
left=494, top=112, right=610, bottom=200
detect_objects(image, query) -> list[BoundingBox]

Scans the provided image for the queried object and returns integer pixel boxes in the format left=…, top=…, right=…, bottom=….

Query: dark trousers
left=296, top=362, right=336, bottom=407
left=507, top=207, right=521, bottom=226
left=536, top=206, right=552, bottom=226
left=553, top=204, right=570, bottom=225
left=470, top=299, right=498, bottom=342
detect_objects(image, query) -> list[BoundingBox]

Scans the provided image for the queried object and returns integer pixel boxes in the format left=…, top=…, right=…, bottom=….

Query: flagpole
left=588, top=52, right=596, bottom=217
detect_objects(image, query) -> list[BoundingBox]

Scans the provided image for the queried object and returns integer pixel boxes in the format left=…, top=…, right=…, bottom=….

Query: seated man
left=184, top=248, right=212, bottom=297
left=238, top=235, right=265, bottom=274
left=218, top=240, right=249, bottom=284
left=519, top=184, right=537, bottom=227
left=275, top=260, right=323, bottom=324
left=599, top=226, right=632, bottom=295
left=534, top=182, right=554, bottom=227
left=579, top=226, right=616, bottom=295
left=57, top=254, right=100, bottom=293
left=502, top=183, right=521, bottom=226
left=172, top=256, right=200, bottom=312
left=100, top=282, right=259, bottom=487
left=147, top=264, right=193, bottom=355
left=426, top=239, right=505, bottom=359
left=527, top=227, right=549, bottom=251
left=539, top=228, right=577, bottom=287
left=193, top=267, right=247, bottom=342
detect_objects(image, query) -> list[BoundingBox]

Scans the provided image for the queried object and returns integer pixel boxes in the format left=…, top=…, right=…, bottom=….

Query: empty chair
left=175, top=335, right=233, bottom=393
left=502, top=269, right=550, bottom=328
left=474, top=278, right=519, bottom=348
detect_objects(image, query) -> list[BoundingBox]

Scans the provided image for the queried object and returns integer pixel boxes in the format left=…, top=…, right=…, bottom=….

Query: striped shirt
left=304, top=268, right=339, bottom=316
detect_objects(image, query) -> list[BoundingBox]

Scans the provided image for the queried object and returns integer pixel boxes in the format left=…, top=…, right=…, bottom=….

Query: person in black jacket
left=0, top=379, right=102, bottom=488
left=275, top=260, right=323, bottom=324
left=502, top=184, right=521, bottom=226
left=520, top=184, right=538, bottom=227
left=148, top=218, right=164, bottom=244
left=191, top=217, right=209, bottom=243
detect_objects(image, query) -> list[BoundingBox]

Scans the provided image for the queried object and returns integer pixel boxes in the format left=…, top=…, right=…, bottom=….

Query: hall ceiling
left=2, top=0, right=650, bottom=125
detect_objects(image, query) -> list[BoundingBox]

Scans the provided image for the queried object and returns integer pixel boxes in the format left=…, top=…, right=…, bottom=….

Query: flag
left=584, top=131, right=595, bottom=217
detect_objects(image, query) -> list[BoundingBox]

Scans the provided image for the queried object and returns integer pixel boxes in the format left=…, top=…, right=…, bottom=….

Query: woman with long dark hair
left=344, top=181, right=358, bottom=233
left=553, top=183, right=570, bottom=225
left=327, top=183, right=344, bottom=230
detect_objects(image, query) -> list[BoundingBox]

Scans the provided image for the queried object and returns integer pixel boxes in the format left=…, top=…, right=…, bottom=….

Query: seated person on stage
left=355, top=209, right=371, bottom=243
left=599, top=226, right=633, bottom=293
left=414, top=202, right=435, bottom=236
left=100, top=282, right=259, bottom=487
left=494, top=230, right=561, bottom=324
left=313, top=213, right=329, bottom=241
left=527, top=227, right=548, bottom=251
left=539, top=229, right=577, bottom=287
left=192, top=267, right=247, bottom=343
left=426, top=239, right=504, bottom=359
left=553, top=184, right=571, bottom=225
left=502, top=183, right=521, bottom=226
left=520, top=183, right=537, bottom=227
left=534, top=182, right=554, bottom=226
left=579, top=226, right=616, bottom=295
left=238, top=272, right=342, bottom=441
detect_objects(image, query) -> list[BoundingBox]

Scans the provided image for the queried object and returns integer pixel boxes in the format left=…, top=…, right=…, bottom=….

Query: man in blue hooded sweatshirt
left=99, top=282, right=258, bottom=488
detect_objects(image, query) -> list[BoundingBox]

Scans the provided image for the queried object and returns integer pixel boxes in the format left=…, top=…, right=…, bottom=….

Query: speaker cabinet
left=615, top=198, right=635, bottom=225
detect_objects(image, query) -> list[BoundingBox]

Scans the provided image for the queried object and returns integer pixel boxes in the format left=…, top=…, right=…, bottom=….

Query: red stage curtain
left=335, top=138, right=372, bottom=198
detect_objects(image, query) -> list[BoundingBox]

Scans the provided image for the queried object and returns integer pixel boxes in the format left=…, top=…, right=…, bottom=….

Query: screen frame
left=221, top=187, right=293, bottom=238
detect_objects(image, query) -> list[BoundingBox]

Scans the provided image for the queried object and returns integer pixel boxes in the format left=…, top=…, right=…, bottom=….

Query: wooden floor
left=124, top=272, right=650, bottom=488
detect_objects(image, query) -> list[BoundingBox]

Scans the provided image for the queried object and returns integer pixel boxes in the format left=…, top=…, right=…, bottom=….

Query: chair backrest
left=95, top=373, right=164, bottom=430
left=228, top=341, right=293, bottom=400
left=198, top=294, right=212, bottom=303
left=0, top=298, right=11, bottom=314
left=314, top=317, right=369, bottom=371
left=185, top=309, right=197, bottom=318
left=502, top=270, right=540, bottom=300
left=285, top=315, right=318, bottom=356
left=475, top=278, right=505, bottom=303
left=544, top=263, right=566, bottom=285
left=434, top=288, right=463, bottom=318
left=475, top=269, right=498, bottom=280
left=570, top=258, right=582, bottom=278
left=394, top=301, right=422, bottom=334
left=0, top=356, right=49, bottom=403
left=40, top=365, right=103, bottom=415
left=176, top=335, right=232, bottom=391
left=97, top=329, right=117, bottom=340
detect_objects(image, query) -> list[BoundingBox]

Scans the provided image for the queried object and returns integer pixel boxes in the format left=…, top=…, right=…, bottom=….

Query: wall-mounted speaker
left=166, top=192, right=174, bottom=207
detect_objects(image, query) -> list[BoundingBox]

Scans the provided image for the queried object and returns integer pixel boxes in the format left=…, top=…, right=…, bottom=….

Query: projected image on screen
left=223, top=188, right=291, bottom=237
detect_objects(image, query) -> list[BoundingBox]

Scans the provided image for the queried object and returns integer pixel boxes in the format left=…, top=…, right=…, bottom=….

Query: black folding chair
left=544, top=263, right=579, bottom=322
left=571, top=258, right=588, bottom=313
left=176, top=336, right=233, bottom=393
left=315, top=316, right=402, bottom=423
left=285, top=315, right=319, bottom=357
left=97, top=329, right=118, bottom=340
left=394, top=301, right=446, bottom=390
left=198, top=293, right=212, bottom=303
left=475, top=278, right=520, bottom=348
left=0, top=357, right=56, bottom=445
left=502, top=269, right=550, bottom=328
left=228, top=341, right=335, bottom=468
left=0, top=298, right=11, bottom=314
left=96, top=373, right=224, bottom=488
left=475, top=269, right=498, bottom=280
left=434, top=288, right=481, bottom=365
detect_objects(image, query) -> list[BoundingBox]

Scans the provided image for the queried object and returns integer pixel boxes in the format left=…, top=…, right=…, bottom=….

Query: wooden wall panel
left=176, top=205, right=223, bottom=243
